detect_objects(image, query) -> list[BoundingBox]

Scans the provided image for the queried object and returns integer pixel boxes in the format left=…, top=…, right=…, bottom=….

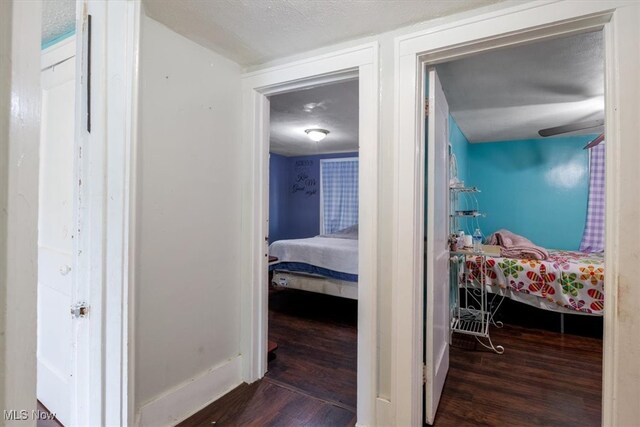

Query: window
left=320, top=158, right=359, bottom=234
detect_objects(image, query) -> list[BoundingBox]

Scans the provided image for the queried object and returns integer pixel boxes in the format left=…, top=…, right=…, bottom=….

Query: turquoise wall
left=42, top=29, right=75, bottom=50
left=465, top=134, right=596, bottom=250
left=449, top=115, right=469, bottom=185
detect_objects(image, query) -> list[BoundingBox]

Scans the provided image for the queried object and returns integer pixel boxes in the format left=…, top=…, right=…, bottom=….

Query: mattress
left=464, top=250, right=604, bottom=315
left=269, top=235, right=358, bottom=277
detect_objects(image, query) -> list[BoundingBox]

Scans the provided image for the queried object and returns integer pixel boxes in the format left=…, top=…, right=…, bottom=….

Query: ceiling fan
left=538, top=119, right=604, bottom=149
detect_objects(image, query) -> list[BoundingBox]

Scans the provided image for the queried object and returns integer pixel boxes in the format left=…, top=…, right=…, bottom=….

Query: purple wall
left=269, top=152, right=358, bottom=242
left=268, top=153, right=290, bottom=243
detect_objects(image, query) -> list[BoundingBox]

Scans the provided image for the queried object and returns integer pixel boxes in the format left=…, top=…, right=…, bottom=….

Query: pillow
left=321, top=224, right=358, bottom=239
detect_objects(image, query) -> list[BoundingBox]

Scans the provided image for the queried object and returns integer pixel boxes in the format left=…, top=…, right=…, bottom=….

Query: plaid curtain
left=321, top=159, right=359, bottom=234
left=580, top=143, right=605, bottom=253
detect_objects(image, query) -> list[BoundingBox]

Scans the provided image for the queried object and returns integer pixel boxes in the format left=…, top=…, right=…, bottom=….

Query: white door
left=424, top=67, right=450, bottom=425
left=37, top=52, right=76, bottom=426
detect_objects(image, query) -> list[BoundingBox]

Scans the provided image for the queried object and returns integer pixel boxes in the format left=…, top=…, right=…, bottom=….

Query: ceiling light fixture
left=305, top=128, right=329, bottom=142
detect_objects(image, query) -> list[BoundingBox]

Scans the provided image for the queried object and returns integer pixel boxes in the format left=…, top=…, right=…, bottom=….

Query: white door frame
left=241, top=43, right=379, bottom=425
left=2, top=0, right=138, bottom=423
left=0, top=0, right=42, bottom=415
left=73, top=1, right=140, bottom=425
left=392, top=1, right=638, bottom=425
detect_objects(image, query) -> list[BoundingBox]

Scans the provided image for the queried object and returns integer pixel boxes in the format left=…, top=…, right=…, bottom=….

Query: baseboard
left=137, top=355, right=242, bottom=426
left=375, top=397, right=392, bottom=427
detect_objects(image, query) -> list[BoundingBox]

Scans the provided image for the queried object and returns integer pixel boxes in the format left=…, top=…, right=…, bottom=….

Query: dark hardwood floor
left=435, top=324, right=602, bottom=426
left=266, top=288, right=358, bottom=411
left=179, top=288, right=358, bottom=426
left=177, top=380, right=355, bottom=427
left=182, top=289, right=602, bottom=427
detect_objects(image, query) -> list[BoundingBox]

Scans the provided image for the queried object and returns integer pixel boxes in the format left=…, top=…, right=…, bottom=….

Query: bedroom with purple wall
left=269, top=152, right=358, bottom=243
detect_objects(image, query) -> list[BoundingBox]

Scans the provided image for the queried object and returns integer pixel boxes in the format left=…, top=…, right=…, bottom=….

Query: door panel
left=38, top=55, right=75, bottom=427
left=424, top=67, right=450, bottom=425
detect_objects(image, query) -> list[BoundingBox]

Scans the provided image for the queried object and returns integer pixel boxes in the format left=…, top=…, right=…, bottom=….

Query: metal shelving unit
left=450, top=247, right=505, bottom=354
left=449, top=185, right=504, bottom=354
left=449, top=186, right=481, bottom=235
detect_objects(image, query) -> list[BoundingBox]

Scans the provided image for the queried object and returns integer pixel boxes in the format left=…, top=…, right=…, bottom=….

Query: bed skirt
left=271, top=271, right=358, bottom=300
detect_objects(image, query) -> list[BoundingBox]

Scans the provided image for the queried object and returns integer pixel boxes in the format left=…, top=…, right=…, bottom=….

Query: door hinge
left=423, top=364, right=428, bottom=384
left=71, top=302, right=89, bottom=318
left=424, top=98, right=429, bottom=117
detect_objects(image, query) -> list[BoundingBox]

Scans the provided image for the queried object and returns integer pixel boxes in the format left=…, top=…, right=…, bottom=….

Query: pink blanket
left=486, top=229, right=549, bottom=260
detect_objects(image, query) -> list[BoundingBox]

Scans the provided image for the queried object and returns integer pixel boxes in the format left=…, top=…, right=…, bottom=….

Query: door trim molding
left=241, top=42, right=379, bottom=426
left=72, top=1, right=140, bottom=425
left=392, top=1, right=632, bottom=425
left=41, top=35, right=75, bottom=70
left=1, top=0, right=42, bottom=416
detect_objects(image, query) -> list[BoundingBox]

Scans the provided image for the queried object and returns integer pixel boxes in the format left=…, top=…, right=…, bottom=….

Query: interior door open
left=424, top=67, right=451, bottom=425
left=37, top=49, right=76, bottom=426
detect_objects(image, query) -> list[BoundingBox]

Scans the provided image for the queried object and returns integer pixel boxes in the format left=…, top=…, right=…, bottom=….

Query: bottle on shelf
left=472, top=228, right=483, bottom=253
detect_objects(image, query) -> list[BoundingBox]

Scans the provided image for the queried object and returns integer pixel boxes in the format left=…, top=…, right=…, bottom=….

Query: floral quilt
left=465, top=250, right=605, bottom=315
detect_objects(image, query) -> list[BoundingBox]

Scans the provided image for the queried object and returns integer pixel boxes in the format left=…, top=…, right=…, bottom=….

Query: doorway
left=241, top=43, right=379, bottom=424
left=392, top=5, right=627, bottom=426
left=424, top=30, right=605, bottom=425
left=266, top=79, right=360, bottom=418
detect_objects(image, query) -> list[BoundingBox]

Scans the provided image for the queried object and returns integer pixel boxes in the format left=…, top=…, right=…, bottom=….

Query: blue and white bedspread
left=269, top=235, right=358, bottom=278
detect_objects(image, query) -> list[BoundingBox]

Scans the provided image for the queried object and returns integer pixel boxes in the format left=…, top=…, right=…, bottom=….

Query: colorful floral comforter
left=465, top=250, right=604, bottom=315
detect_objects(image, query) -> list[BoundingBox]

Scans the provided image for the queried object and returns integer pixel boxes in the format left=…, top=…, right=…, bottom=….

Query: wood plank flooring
left=181, top=289, right=602, bottom=427
left=265, top=288, right=357, bottom=411
left=178, top=380, right=356, bottom=427
left=179, top=289, right=357, bottom=426
left=435, top=324, right=602, bottom=426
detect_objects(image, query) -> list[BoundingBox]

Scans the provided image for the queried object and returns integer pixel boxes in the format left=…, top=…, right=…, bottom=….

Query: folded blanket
left=486, top=229, right=549, bottom=260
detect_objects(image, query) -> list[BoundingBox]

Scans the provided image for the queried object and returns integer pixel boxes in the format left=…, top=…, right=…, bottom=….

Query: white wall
left=0, top=0, right=41, bottom=422
left=134, top=14, right=243, bottom=423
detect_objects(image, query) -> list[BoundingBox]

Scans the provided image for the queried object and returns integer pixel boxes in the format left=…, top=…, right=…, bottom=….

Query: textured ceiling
left=143, top=0, right=506, bottom=67
left=436, top=30, right=604, bottom=142
left=42, top=0, right=76, bottom=45
left=270, top=79, right=359, bottom=157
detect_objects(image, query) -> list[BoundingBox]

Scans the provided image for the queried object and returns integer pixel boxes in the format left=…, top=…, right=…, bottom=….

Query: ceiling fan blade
left=583, top=133, right=605, bottom=149
left=538, top=119, right=604, bottom=137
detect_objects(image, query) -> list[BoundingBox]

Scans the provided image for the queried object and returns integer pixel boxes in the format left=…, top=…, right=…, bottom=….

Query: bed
left=268, top=225, right=358, bottom=299
left=463, top=249, right=604, bottom=315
